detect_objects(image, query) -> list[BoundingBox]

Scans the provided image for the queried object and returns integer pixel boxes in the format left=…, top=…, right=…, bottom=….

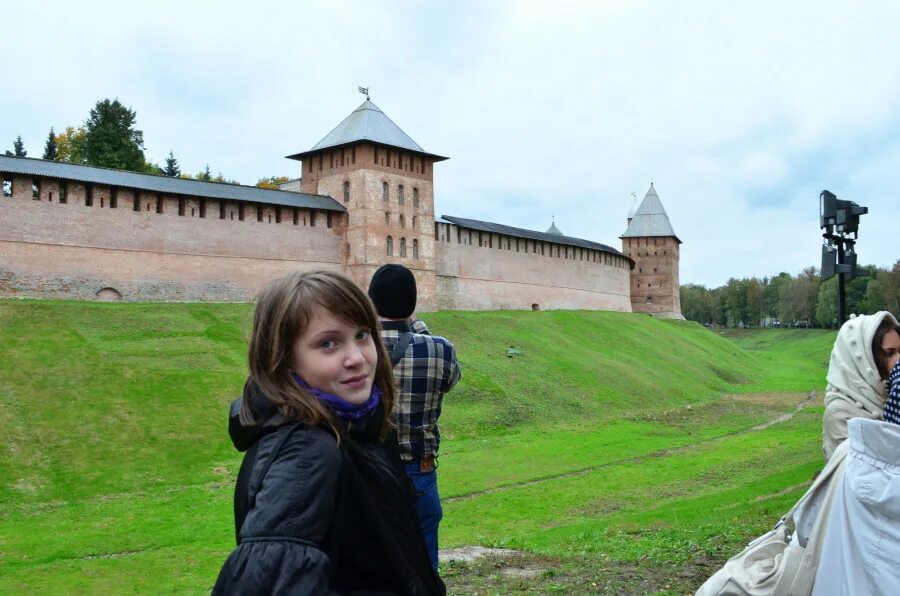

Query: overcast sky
left=4, top=0, right=898, bottom=286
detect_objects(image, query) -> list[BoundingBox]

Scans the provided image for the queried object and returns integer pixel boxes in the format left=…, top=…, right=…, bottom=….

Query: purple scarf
left=292, top=373, right=381, bottom=421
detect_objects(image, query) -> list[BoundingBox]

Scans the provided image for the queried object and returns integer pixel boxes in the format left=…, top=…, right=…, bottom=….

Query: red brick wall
left=0, top=179, right=342, bottom=301
left=434, top=222, right=632, bottom=311
left=621, top=236, right=682, bottom=317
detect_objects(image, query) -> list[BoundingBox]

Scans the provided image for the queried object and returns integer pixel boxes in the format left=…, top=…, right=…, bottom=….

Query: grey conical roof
left=621, top=183, right=681, bottom=242
left=287, top=100, right=447, bottom=161
left=314, top=100, right=424, bottom=152
left=546, top=221, right=564, bottom=235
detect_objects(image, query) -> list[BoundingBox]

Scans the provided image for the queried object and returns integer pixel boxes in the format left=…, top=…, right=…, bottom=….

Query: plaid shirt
left=380, top=319, right=461, bottom=462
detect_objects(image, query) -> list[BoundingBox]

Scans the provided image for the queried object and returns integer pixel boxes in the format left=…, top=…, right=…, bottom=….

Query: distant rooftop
left=546, top=220, right=563, bottom=235
left=441, top=214, right=630, bottom=259
left=287, top=100, right=447, bottom=161
left=0, top=155, right=344, bottom=211
left=621, top=183, right=681, bottom=243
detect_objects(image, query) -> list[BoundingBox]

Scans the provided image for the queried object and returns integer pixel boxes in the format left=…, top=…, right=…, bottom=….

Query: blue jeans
left=405, top=463, right=443, bottom=571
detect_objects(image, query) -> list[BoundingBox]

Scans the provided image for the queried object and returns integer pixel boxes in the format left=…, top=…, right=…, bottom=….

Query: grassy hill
left=0, top=300, right=836, bottom=594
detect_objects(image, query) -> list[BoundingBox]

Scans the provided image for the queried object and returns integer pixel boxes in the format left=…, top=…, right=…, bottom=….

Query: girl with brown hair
left=214, top=270, right=444, bottom=595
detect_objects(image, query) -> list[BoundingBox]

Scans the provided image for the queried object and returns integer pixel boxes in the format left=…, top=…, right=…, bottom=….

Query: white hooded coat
left=812, top=418, right=900, bottom=595
left=823, top=312, right=899, bottom=461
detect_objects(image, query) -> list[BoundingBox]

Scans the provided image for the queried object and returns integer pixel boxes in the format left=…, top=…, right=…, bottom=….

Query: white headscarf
left=824, top=311, right=900, bottom=414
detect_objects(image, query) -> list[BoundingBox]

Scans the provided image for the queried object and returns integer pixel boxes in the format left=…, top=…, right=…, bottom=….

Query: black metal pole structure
left=837, top=241, right=846, bottom=326
left=819, top=189, right=867, bottom=328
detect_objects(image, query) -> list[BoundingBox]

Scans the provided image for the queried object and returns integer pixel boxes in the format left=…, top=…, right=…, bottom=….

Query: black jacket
left=213, top=383, right=445, bottom=596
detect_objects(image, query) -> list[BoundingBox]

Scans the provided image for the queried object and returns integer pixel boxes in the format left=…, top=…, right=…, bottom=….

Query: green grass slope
left=0, top=301, right=836, bottom=594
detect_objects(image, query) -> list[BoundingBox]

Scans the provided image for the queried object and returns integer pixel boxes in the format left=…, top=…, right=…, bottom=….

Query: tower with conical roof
left=620, top=183, right=683, bottom=318
left=288, top=99, right=447, bottom=309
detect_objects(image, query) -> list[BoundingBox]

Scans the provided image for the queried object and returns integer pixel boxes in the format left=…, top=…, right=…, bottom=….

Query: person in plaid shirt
left=368, top=264, right=461, bottom=571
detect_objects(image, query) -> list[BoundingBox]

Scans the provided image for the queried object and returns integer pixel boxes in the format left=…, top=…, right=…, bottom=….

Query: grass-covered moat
left=0, top=300, right=836, bottom=594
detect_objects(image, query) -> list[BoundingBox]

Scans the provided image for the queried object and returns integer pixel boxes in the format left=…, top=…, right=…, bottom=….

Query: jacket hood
left=825, top=311, right=899, bottom=414
left=228, top=380, right=283, bottom=452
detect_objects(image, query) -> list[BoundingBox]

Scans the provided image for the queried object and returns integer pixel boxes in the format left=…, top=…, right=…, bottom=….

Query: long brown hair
left=873, top=315, right=900, bottom=379
left=244, top=270, right=396, bottom=438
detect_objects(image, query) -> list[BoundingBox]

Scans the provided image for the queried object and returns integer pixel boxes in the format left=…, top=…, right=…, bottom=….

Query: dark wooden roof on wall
left=440, top=214, right=632, bottom=262
left=0, top=155, right=345, bottom=211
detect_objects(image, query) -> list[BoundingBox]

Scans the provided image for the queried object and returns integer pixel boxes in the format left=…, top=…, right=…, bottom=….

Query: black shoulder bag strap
left=389, top=332, right=415, bottom=367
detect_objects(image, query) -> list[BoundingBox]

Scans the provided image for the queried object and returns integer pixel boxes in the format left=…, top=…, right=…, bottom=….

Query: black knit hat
left=368, top=264, right=417, bottom=319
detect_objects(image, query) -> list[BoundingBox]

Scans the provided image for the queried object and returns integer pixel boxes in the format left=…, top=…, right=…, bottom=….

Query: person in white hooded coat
left=822, top=312, right=900, bottom=461
left=812, top=361, right=900, bottom=595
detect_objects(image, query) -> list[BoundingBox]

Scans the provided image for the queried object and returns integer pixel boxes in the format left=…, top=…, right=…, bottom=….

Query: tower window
left=400, top=214, right=405, bottom=228
left=310, top=209, right=316, bottom=227
left=400, top=237, right=407, bottom=257
left=386, top=235, right=393, bottom=256
left=382, top=182, right=389, bottom=201
left=326, top=212, right=333, bottom=228
left=343, top=180, right=350, bottom=203
left=412, top=239, right=419, bottom=259
left=32, top=179, right=40, bottom=200
left=1, top=176, right=11, bottom=197
left=412, top=215, right=417, bottom=229
left=110, top=187, right=118, bottom=209
left=413, top=188, right=419, bottom=208
left=398, top=185, right=404, bottom=205
left=385, top=212, right=390, bottom=225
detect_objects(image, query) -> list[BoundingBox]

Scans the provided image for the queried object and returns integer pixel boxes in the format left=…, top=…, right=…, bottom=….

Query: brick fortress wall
left=0, top=174, right=343, bottom=301
left=621, top=236, right=681, bottom=316
left=434, top=222, right=632, bottom=311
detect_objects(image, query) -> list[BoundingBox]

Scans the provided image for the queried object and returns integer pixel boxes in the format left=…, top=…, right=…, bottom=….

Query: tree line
left=680, top=261, right=900, bottom=328
left=6, top=99, right=288, bottom=189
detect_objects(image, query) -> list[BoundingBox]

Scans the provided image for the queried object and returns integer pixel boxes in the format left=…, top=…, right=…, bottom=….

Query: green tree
left=42, top=128, right=58, bottom=160
left=746, top=277, right=764, bottom=326
left=764, top=272, right=791, bottom=322
left=256, top=176, right=291, bottom=190
left=163, top=151, right=181, bottom=177
left=792, top=267, right=821, bottom=325
left=83, top=99, right=145, bottom=171
left=196, top=164, right=212, bottom=181
left=816, top=276, right=839, bottom=327
left=6, top=135, right=27, bottom=157
left=863, top=261, right=900, bottom=314
left=142, top=161, right=164, bottom=175
left=680, top=284, right=716, bottom=324
left=55, top=127, right=87, bottom=163
left=722, top=278, right=750, bottom=327
left=211, top=172, right=239, bottom=184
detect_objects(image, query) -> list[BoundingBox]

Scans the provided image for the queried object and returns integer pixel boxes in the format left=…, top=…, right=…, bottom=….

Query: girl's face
left=292, top=304, right=378, bottom=404
left=883, top=329, right=900, bottom=374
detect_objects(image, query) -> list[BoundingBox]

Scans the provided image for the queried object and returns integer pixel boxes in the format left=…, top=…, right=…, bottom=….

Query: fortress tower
left=288, top=100, right=447, bottom=311
left=621, top=184, right=683, bottom=318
